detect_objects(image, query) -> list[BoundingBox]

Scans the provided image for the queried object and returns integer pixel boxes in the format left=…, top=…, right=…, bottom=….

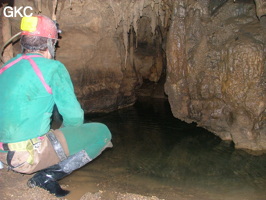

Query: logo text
left=3, top=6, right=33, bottom=18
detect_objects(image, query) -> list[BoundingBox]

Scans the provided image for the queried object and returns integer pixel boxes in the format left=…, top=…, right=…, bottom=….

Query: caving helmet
left=20, top=15, right=59, bottom=39
left=20, top=15, right=61, bottom=58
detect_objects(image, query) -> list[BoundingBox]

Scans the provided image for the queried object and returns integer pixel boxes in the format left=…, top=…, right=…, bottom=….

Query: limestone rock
left=165, top=0, right=266, bottom=152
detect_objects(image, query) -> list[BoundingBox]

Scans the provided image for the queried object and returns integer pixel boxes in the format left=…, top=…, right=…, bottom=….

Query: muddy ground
left=0, top=169, right=164, bottom=200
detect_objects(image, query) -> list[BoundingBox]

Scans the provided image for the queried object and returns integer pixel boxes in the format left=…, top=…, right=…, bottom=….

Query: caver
left=0, top=15, right=112, bottom=197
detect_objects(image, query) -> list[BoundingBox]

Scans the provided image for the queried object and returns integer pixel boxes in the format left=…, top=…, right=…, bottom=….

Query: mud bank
left=0, top=170, right=166, bottom=200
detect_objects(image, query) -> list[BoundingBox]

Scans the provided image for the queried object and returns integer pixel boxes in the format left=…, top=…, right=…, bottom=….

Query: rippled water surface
left=62, top=98, right=266, bottom=200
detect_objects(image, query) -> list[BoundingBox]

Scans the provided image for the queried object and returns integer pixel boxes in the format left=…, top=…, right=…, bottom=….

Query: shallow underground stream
left=58, top=97, right=266, bottom=200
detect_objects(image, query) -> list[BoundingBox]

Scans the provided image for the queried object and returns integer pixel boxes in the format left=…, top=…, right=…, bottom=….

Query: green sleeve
left=51, top=63, right=84, bottom=127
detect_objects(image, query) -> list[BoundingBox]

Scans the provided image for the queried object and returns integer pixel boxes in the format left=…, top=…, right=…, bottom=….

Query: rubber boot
left=27, top=142, right=112, bottom=197
left=27, top=149, right=93, bottom=197
left=27, top=164, right=70, bottom=197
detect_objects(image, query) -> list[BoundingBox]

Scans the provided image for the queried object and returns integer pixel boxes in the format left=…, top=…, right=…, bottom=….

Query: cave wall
left=165, top=0, right=266, bottom=152
left=1, top=0, right=171, bottom=112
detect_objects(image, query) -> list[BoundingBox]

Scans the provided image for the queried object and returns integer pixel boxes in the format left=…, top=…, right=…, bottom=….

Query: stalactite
left=159, top=2, right=165, bottom=27
left=123, top=20, right=128, bottom=69
left=68, top=0, right=73, bottom=10
left=151, top=0, right=155, bottom=10
left=164, top=9, right=170, bottom=28
left=52, top=0, right=58, bottom=21
left=109, top=0, right=171, bottom=67
left=133, top=3, right=139, bottom=39
left=155, top=1, right=159, bottom=15
left=35, top=0, right=42, bottom=13
left=56, top=0, right=65, bottom=20
left=151, top=8, right=157, bottom=35
left=129, top=25, right=134, bottom=67
left=139, top=0, right=145, bottom=16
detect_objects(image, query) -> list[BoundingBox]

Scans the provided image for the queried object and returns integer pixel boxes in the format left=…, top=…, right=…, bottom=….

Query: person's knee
left=85, top=122, right=112, bottom=142
left=98, top=123, right=112, bottom=141
left=61, top=122, right=112, bottom=156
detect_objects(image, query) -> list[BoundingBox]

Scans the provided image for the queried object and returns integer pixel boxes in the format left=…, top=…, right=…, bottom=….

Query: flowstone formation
left=55, top=0, right=172, bottom=112
left=165, top=0, right=266, bottom=152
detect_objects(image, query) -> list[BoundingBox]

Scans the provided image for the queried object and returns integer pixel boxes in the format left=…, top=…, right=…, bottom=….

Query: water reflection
left=63, top=98, right=266, bottom=200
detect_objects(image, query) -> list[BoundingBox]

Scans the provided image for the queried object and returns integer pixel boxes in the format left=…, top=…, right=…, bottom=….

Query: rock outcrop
left=165, top=0, right=266, bottom=152
left=254, top=0, right=266, bottom=18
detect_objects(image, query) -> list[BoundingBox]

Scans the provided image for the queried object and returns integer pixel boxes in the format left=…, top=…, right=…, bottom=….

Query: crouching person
left=0, top=15, right=112, bottom=197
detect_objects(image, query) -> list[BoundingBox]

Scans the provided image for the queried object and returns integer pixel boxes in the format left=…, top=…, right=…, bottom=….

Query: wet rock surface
left=165, top=0, right=266, bottom=152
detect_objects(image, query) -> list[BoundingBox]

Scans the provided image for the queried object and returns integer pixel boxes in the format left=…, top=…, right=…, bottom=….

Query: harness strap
left=0, top=131, right=67, bottom=164
left=0, top=137, right=43, bottom=151
left=7, top=151, right=15, bottom=168
left=0, top=56, right=24, bottom=74
left=0, top=54, right=52, bottom=94
left=0, top=136, right=45, bottom=165
left=46, top=131, right=67, bottom=161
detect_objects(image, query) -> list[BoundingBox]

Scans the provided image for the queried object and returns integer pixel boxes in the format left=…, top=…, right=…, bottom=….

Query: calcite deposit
left=165, top=0, right=266, bottom=152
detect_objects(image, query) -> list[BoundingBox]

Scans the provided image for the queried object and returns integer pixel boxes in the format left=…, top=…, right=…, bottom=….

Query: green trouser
left=60, top=122, right=112, bottom=160
left=25, top=123, right=112, bottom=197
